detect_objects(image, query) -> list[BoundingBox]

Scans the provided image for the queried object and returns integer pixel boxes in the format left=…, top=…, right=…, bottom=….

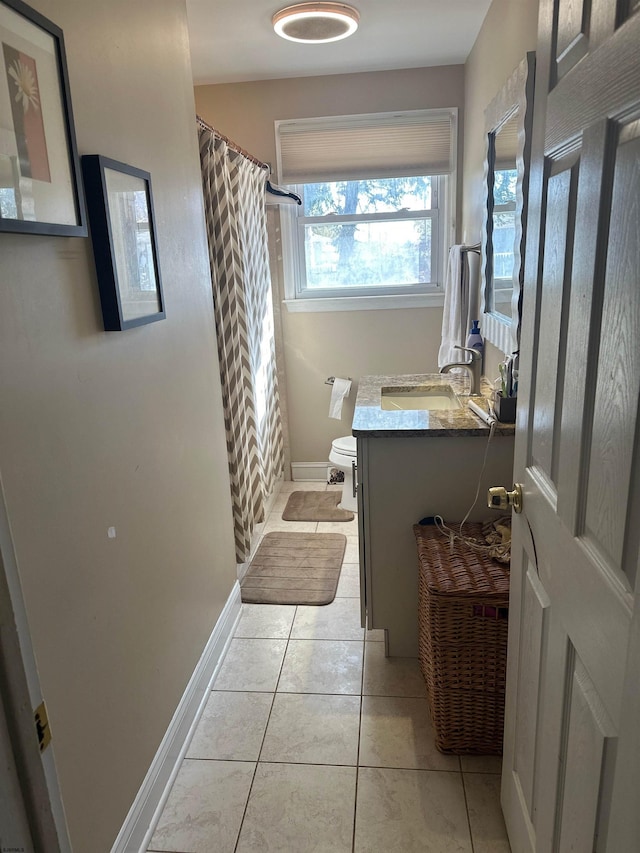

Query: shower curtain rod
left=196, top=115, right=269, bottom=171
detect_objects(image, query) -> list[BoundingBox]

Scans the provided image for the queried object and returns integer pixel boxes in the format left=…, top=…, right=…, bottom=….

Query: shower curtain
left=199, top=126, right=284, bottom=563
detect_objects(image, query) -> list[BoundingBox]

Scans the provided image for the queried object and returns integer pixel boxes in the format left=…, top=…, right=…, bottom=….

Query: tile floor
left=147, top=481, right=511, bottom=853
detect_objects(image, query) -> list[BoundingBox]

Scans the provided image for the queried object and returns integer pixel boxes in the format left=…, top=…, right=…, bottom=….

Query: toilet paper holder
left=326, top=376, right=352, bottom=385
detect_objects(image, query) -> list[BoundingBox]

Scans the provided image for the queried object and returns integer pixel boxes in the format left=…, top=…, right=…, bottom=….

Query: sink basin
left=380, top=386, right=461, bottom=411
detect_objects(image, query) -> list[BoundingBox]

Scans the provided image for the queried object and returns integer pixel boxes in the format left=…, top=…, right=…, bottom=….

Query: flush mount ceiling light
left=272, top=3, right=360, bottom=44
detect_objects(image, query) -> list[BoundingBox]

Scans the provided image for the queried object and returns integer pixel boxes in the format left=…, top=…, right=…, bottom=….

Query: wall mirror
left=481, top=52, right=535, bottom=355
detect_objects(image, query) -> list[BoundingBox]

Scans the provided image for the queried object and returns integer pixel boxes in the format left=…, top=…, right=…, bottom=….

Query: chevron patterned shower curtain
left=199, top=128, right=284, bottom=562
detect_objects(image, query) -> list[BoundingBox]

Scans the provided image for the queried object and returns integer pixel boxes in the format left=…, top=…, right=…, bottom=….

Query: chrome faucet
left=439, top=345, right=483, bottom=396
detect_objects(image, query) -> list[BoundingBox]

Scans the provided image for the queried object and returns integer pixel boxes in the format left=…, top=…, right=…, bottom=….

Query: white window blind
left=276, top=109, right=457, bottom=185
left=493, top=114, right=519, bottom=169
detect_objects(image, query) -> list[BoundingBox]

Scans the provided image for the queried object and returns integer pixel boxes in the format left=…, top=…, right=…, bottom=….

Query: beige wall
left=195, top=66, right=464, bottom=464
left=195, top=66, right=465, bottom=179
left=281, top=307, right=444, bottom=461
left=0, top=1, right=236, bottom=850
left=462, top=0, right=539, bottom=377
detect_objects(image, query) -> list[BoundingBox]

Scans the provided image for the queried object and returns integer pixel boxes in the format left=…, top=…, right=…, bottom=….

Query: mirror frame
left=481, top=52, right=535, bottom=355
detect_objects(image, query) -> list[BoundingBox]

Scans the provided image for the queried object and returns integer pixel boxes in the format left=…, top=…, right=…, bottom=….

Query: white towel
left=439, top=245, right=464, bottom=368
left=438, top=245, right=475, bottom=368
left=467, top=250, right=480, bottom=325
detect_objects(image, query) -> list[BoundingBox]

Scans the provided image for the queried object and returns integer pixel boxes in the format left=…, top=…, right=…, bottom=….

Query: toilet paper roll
left=329, top=377, right=352, bottom=419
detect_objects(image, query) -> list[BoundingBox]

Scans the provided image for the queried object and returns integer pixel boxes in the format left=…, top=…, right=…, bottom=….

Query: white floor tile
left=336, top=563, right=360, bottom=598
left=291, top=597, right=364, bottom=641
left=270, top=495, right=290, bottom=513
left=460, top=754, right=503, bottom=774
left=186, top=691, right=272, bottom=761
left=278, top=639, right=364, bottom=695
left=464, top=773, right=511, bottom=852
left=148, top=759, right=254, bottom=853
left=366, top=628, right=385, bottom=642
left=236, top=763, right=356, bottom=853
left=354, top=767, right=472, bottom=852
left=148, top=519, right=509, bottom=853
left=260, top=693, right=360, bottom=766
left=343, top=536, right=360, bottom=563
left=234, top=603, right=297, bottom=639
left=363, top=641, right=427, bottom=698
left=213, top=638, right=287, bottom=692
left=359, top=695, right=459, bottom=772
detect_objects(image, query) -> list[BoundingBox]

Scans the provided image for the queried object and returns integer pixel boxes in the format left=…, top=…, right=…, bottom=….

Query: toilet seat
left=331, top=435, right=357, bottom=457
left=329, top=435, right=358, bottom=513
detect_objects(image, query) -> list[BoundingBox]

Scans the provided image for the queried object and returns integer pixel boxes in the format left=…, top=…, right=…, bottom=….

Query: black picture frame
left=81, top=155, right=165, bottom=331
left=0, top=0, right=86, bottom=235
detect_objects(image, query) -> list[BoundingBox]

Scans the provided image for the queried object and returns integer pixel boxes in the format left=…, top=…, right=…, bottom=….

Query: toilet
left=329, top=435, right=358, bottom=512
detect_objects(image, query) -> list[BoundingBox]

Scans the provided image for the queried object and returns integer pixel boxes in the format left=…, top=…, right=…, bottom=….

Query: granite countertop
left=351, top=373, right=516, bottom=437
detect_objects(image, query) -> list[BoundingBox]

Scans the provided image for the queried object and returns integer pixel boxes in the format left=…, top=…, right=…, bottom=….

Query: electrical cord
left=432, top=418, right=511, bottom=560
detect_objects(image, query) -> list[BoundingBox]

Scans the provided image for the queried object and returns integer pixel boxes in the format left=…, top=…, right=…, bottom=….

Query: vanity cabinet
left=353, top=375, right=515, bottom=657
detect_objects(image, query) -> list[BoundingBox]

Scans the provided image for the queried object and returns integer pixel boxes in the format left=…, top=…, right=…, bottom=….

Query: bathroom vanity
left=352, top=373, right=515, bottom=657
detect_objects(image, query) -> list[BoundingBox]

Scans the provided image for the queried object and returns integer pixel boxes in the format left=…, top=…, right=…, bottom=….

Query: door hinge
left=34, top=701, right=51, bottom=753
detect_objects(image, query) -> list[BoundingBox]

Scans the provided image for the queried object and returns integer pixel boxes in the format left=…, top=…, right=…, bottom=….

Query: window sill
left=283, top=292, right=444, bottom=313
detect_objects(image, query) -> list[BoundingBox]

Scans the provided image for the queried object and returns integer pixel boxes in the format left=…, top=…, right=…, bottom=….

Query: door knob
left=488, top=484, right=523, bottom=513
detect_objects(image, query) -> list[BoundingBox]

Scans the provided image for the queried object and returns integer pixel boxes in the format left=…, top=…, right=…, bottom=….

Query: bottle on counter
left=466, top=320, right=484, bottom=355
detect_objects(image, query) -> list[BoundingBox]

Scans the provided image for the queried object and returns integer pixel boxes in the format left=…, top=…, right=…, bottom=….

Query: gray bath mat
left=240, top=531, right=347, bottom=605
left=282, top=490, right=354, bottom=522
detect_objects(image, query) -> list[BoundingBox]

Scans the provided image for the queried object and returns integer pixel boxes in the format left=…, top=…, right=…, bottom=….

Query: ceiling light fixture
left=272, top=3, right=360, bottom=44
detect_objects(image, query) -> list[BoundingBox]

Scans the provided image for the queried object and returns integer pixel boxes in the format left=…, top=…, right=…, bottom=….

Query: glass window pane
left=302, top=176, right=432, bottom=217
left=304, top=219, right=432, bottom=289
left=492, top=206, right=515, bottom=317
left=0, top=187, right=17, bottom=219
left=493, top=168, right=517, bottom=204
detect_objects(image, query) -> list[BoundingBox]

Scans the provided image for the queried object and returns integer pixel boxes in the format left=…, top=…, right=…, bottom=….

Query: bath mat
left=282, top=490, right=354, bottom=522
left=241, top=532, right=347, bottom=606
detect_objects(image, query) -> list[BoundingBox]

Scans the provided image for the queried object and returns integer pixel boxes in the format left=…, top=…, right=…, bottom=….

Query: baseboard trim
left=110, top=581, right=242, bottom=853
left=291, top=462, right=330, bottom=482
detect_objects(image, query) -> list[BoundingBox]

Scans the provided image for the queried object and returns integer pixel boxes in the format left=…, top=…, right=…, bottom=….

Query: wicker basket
left=414, top=523, right=510, bottom=755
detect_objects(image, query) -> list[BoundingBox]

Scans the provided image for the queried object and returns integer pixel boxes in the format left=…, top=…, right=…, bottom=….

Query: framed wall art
left=0, top=0, right=86, bottom=235
left=81, top=155, right=165, bottom=331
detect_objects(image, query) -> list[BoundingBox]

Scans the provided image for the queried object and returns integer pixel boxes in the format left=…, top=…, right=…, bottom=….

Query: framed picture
left=81, top=155, right=165, bottom=331
left=0, top=0, right=85, bottom=235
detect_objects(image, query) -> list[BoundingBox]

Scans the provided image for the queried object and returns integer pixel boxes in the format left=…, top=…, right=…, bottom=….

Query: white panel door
left=0, top=475, right=71, bottom=850
left=0, top=691, right=34, bottom=851
left=501, top=1, right=640, bottom=850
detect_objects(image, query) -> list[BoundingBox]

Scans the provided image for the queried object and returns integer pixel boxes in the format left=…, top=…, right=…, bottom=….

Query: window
left=491, top=167, right=517, bottom=314
left=488, top=110, right=519, bottom=318
left=275, top=110, right=457, bottom=309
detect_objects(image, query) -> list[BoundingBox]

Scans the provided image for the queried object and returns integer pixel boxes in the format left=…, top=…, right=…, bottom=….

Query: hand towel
left=438, top=245, right=466, bottom=368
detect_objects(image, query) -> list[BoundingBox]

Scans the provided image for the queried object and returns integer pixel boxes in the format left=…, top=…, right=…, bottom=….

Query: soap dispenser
left=466, top=320, right=484, bottom=354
